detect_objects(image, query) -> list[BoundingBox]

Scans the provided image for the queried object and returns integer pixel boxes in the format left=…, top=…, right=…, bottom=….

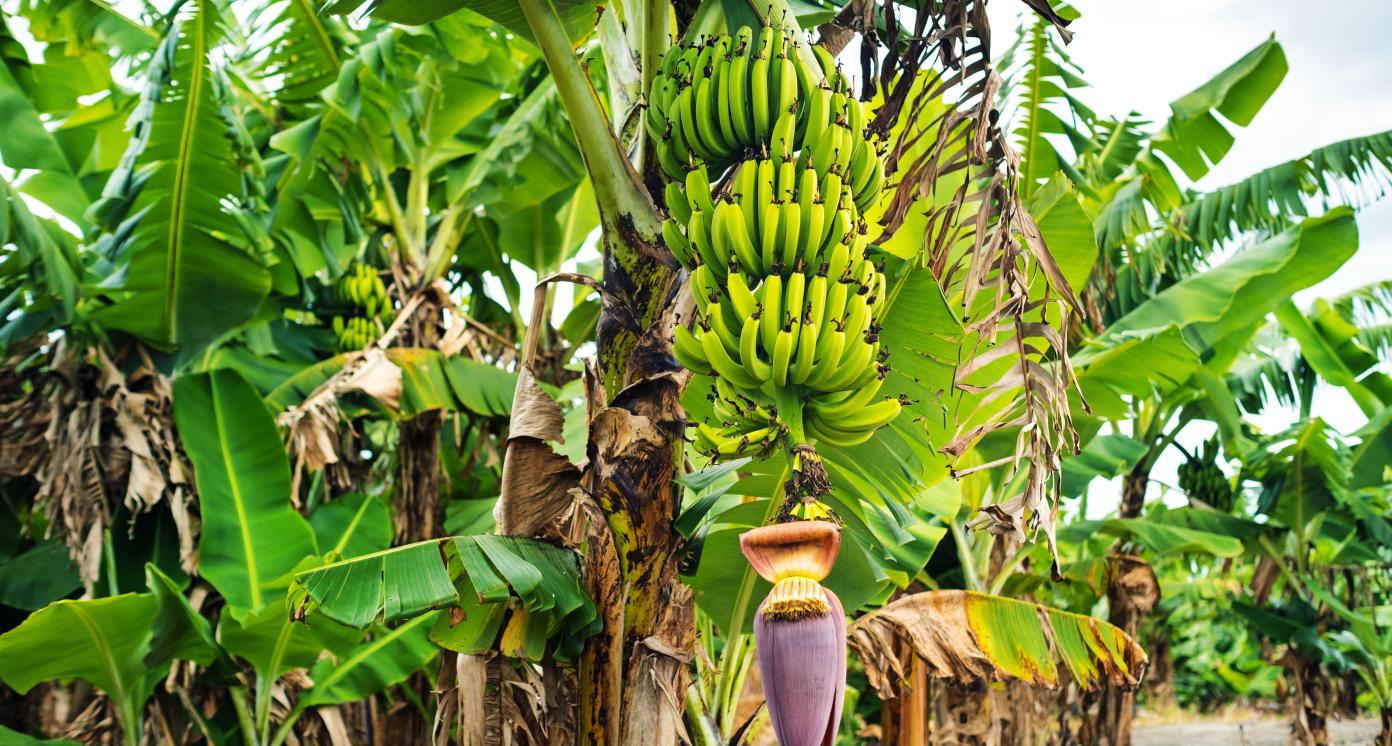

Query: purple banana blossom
left=740, top=521, right=846, bottom=746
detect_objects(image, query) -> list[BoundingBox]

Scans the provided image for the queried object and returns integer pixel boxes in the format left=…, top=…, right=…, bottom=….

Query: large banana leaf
left=0, top=25, right=85, bottom=219
left=1073, top=326, right=1201, bottom=419
left=301, top=612, right=441, bottom=707
left=219, top=602, right=362, bottom=680
left=1080, top=209, right=1358, bottom=360
left=1059, top=434, right=1148, bottom=496
left=1148, top=34, right=1287, bottom=184
left=1092, top=36, right=1288, bottom=254
left=848, top=590, right=1148, bottom=696
left=0, top=595, right=158, bottom=736
left=249, top=0, right=349, bottom=110
left=1253, top=419, right=1344, bottom=532
left=1028, top=173, right=1099, bottom=294
left=325, top=0, right=602, bottom=45
left=1274, top=300, right=1386, bottom=417
left=1351, top=406, right=1392, bottom=490
left=292, top=535, right=600, bottom=660
left=1007, top=17, right=1092, bottom=196
left=1060, top=518, right=1244, bottom=558
left=310, top=492, right=394, bottom=559
left=173, top=369, right=316, bottom=611
left=1151, top=129, right=1392, bottom=263
left=0, top=594, right=157, bottom=696
left=90, top=0, right=270, bottom=353
left=0, top=539, right=81, bottom=611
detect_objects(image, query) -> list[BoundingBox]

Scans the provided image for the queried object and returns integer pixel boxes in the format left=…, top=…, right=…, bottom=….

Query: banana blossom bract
left=740, top=520, right=845, bottom=746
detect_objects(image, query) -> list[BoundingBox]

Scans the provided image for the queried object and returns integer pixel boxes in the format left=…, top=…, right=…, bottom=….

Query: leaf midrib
left=213, top=377, right=262, bottom=608
left=333, top=495, right=376, bottom=555
left=69, top=603, right=130, bottom=707
left=291, top=0, right=340, bottom=70
left=165, top=4, right=208, bottom=342
left=1020, top=19, right=1047, bottom=197
left=311, top=613, right=433, bottom=696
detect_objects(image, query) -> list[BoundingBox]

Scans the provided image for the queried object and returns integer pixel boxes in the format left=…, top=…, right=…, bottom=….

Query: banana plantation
left=1, top=0, right=1390, bottom=744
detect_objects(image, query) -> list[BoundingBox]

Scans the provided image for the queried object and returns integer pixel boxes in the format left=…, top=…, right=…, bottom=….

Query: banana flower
left=740, top=520, right=845, bottom=746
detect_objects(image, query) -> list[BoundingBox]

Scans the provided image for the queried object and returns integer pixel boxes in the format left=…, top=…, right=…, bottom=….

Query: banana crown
left=659, top=25, right=901, bottom=461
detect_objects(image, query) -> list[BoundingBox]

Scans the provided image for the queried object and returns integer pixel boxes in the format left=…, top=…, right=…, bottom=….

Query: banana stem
left=773, top=386, right=806, bottom=444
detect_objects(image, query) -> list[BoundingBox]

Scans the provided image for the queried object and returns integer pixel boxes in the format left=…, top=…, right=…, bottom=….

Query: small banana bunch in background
left=1178, top=437, right=1236, bottom=512
left=650, top=23, right=900, bottom=482
left=328, top=263, right=391, bottom=353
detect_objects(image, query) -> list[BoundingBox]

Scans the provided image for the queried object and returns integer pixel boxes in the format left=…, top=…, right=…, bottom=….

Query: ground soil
left=1132, top=718, right=1380, bottom=745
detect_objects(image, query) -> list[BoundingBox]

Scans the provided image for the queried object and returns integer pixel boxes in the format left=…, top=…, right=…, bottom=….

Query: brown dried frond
left=28, top=341, right=197, bottom=590
left=845, top=0, right=1086, bottom=576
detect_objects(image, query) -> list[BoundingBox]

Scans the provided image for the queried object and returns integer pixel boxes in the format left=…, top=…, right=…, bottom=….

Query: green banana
left=649, top=25, right=893, bottom=469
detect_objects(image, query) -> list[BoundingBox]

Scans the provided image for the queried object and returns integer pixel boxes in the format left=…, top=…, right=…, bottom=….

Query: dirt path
left=1133, top=718, right=1380, bottom=745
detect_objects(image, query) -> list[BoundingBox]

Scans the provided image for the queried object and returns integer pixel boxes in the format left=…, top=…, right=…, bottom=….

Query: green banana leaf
left=1073, top=326, right=1201, bottom=419
left=0, top=594, right=157, bottom=697
left=310, top=492, right=394, bottom=559
left=1059, top=434, right=1148, bottom=497
left=325, top=0, right=602, bottom=45
left=145, top=565, right=222, bottom=670
left=1010, top=19, right=1093, bottom=196
left=173, top=369, right=317, bottom=611
left=291, top=535, right=600, bottom=661
left=219, top=602, right=363, bottom=681
left=1080, top=209, right=1358, bottom=362
left=89, top=0, right=271, bottom=354
left=1060, top=518, right=1244, bottom=558
left=0, top=539, right=81, bottom=611
left=1155, top=34, right=1287, bottom=182
left=301, top=612, right=442, bottom=708
left=1351, top=406, right=1392, bottom=490
left=1027, top=173, right=1099, bottom=294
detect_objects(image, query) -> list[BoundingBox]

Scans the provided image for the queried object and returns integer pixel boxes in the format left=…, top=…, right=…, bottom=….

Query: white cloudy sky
left=983, top=0, right=1392, bottom=514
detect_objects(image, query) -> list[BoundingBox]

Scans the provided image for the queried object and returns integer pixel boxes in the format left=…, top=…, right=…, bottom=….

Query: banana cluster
left=328, top=264, right=391, bottom=353
left=1178, top=438, right=1235, bottom=512
left=654, top=24, right=901, bottom=467
left=646, top=25, right=884, bottom=213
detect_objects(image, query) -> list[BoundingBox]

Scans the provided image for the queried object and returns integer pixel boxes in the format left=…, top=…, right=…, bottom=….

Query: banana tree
left=990, top=8, right=1392, bottom=741
left=1228, top=418, right=1392, bottom=745
left=0, top=0, right=1152, bottom=744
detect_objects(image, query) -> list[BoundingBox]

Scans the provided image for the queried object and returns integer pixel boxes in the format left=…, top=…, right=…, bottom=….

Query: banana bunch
left=1178, top=438, right=1236, bottom=512
left=329, top=263, right=391, bottom=353
left=658, top=24, right=901, bottom=471
left=646, top=25, right=884, bottom=213
left=331, top=315, right=381, bottom=353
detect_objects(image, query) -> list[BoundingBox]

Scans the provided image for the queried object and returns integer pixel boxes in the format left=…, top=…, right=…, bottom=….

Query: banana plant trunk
left=1284, top=652, right=1331, bottom=746
left=1378, top=708, right=1391, bottom=746
left=509, top=1, right=695, bottom=742
left=1093, top=553, right=1158, bottom=746
left=1088, top=467, right=1156, bottom=746
left=397, top=295, right=445, bottom=543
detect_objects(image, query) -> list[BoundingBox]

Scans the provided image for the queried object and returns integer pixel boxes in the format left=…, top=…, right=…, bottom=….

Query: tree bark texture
left=1093, top=554, right=1158, bottom=746
left=575, top=221, right=695, bottom=746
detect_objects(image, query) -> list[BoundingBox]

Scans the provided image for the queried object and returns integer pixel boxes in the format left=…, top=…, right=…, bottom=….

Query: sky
left=983, top=0, right=1392, bottom=515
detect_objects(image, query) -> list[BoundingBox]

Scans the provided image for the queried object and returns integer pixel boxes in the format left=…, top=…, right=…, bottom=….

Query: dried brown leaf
left=848, top=591, right=1148, bottom=701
